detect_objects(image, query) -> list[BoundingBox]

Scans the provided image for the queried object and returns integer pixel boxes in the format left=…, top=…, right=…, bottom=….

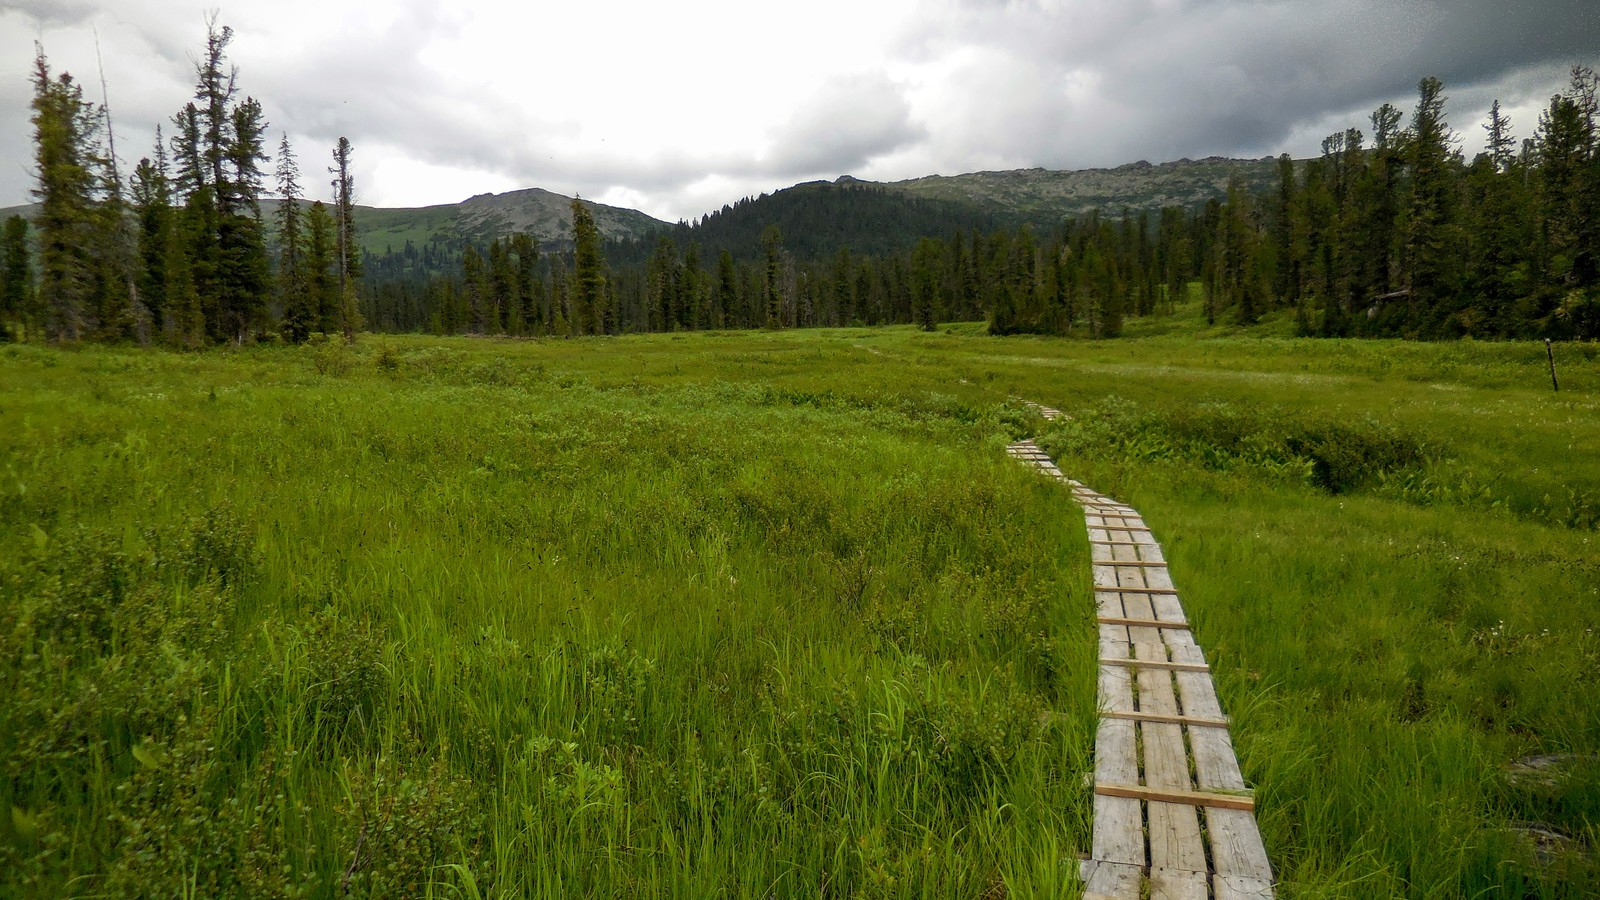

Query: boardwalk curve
left=1007, top=408, right=1274, bottom=900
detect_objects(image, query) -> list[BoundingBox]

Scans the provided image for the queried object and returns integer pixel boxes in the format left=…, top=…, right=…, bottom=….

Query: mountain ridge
left=0, top=155, right=1294, bottom=255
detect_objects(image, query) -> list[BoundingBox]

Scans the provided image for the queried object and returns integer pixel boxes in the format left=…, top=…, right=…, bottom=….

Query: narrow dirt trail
left=1008, top=409, right=1274, bottom=900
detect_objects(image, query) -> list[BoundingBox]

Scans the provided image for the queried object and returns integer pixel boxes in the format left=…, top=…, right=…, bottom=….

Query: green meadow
left=2, top=325, right=1596, bottom=897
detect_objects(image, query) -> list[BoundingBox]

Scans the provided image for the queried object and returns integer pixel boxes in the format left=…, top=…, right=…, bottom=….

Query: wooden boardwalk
left=1006, top=424, right=1274, bottom=900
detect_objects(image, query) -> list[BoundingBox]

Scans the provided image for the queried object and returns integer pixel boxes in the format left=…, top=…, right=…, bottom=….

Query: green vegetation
left=3, top=324, right=1597, bottom=897
left=0, top=329, right=1096, bottom=897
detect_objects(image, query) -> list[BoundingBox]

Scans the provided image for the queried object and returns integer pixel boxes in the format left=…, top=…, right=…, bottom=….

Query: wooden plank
left=1150, top=866, right=1209, bottom=900
left=1097, top=616, right=1190, bottom=630
left=1081, top=810, right=1145, bottom=883
left=1093, top=630, right=1143, bottom=869
left=1104, top=709, right=1228, bottom=728
left=1095, top=714, right=1138, bottom=782
left=1098, top=655, right=1136, bottom=713
left=1213, top=872, right=1276, bottom=899
left=1119, top=594, right=1161, bottom=645
left=1089, top=539, right=1162, bottom=547
left=1151, top=593, right=1186, bottom=622
left=1206, top=808, right=1275, bottom=885
left=1191, top=728, right=1246, bottom=791
left=1081, top=851, right=1145, bottom=896
left=1088, top=525, right=1154, bottom=533
left=1094, top=783, right=1256, bottom=812
left=1136, top=636, right=1208, bottom=877
left=1095, top=586, right=1180, bottom=595
left=1101, top=658, right=1209, bottom=672
left=1099, top=631, right=1132, bottom=662
left=1097, top=559, right=1170, bottom=568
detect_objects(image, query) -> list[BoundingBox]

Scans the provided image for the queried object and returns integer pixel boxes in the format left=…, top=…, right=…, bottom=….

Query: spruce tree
left=1463, top=101, right=1532, bottom=333
left=570, top=199, right=607, bottom=335
left=511, top=233, right=541, bottom=334
left=831, top=247, right=856, bottom=325
left=131, top=146, right=173, bottom=334
left=715, top=249, right=737, bottom=329
left=682, top=241, right=705, bottom=329
left=761, top=224, right=784, bottom=328
left=30, top=45, right=103, bottom=342
left=462, top=246, right=487, bottom=332
left=331, top=137, right=361, bottom=339
left=305, top=200, right=337, bottom=333
left=911, top=237, right=940, bottom=330
left=275, top=134, right=314, bottom=342
left=1, top=216, right=32, bottom=341
left=218, top=96, right=270, bottom=340
left=647, top=236, right=679, bottom=331
left=164, top=216, right=204, bottom=348
left=1403, top=76, right=1463, bottom=332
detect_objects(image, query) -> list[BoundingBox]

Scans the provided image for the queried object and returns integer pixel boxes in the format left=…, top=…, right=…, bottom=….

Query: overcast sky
left=3, top=0, right=1598, bottom=223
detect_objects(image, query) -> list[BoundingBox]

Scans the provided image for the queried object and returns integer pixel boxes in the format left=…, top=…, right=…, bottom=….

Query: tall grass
left=0, top=335, right=1092, bottom=897
left=2, top=326, right=1596, bottom=897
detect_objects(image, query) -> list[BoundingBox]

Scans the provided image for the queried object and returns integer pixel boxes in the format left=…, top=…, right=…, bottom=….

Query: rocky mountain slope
left=878, top=155, right=1287, bottom=221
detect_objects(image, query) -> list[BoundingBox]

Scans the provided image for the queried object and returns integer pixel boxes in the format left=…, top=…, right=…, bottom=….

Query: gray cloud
left=765, top=72, right=925, bottom=174
left=0, top=0, right=96, bottom=28
left=2, top=0, right=1597, bottom=222
left=898, top=0, right=1600, bottom=174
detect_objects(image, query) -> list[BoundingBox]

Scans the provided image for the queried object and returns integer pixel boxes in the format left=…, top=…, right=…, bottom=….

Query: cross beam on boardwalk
left=1006, top=430, right=1275, bottom=900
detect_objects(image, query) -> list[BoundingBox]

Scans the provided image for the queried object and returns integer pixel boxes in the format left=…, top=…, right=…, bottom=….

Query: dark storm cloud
left=902, top=0, right=1600, bottom=170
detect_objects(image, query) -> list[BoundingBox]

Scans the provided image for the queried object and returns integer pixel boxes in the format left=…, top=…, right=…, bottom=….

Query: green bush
left=1039, top=396, right=1431, bottom=494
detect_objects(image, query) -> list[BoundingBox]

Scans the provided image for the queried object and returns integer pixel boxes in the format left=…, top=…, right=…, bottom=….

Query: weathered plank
left=1136, top=636, right=1209, bottom=878
left=1097, top=616, right=1190, bottom=630
left=1213, top=873, right=1277, bottom=899
left=1101, top=657, right=1210, bottom=672
left=1089, top=538, right=1166, bottom=547
left=1150, top=866, right=1209, bottom=900
left=1094, top=783, right=1257, bottom=812
left=1082, top=853, right=1143, bottom=898
left=1104, top=709, right=1229, bottom=727
left=1207, top=808, right=1275, bottom=886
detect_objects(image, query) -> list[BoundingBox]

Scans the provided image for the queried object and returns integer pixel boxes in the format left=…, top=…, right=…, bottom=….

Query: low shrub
left=1038, top=396, right=1433, bottom=494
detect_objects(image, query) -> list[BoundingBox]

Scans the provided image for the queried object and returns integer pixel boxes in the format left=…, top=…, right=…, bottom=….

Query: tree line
left=973, top=70, right=1600, bottom=340
left=1195, top=69, right=1600, bottom=339
left=9, top=60, right=1597, bottom=344
left=1, top=18, right=360, bottom=346
left=356, top=70, right=1600, bottom=342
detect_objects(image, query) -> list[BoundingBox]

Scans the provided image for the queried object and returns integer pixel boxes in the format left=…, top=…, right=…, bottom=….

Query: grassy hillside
left=3, top=324, right=1596, bottom=897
